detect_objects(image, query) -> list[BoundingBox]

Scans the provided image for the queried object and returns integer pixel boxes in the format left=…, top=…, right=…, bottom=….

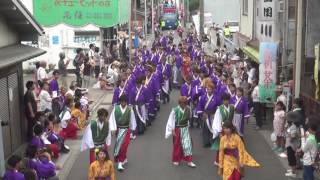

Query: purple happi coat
left=226, top=86, right=236, bottom=99
left=144, top=74, right=159, bottom=116
left=196, top=91, right=219, bottom=115
left=30, top=136, right=45, bottom=150
left=26, top=158, right=55, bottom=180
left=49, top=79, right=59, bottom=95
left=175, top=52, right=183, bottom=69
left=200, top=64, right=212, bottom=76
left=3, top=170, right=25, bottom=180
left=142, top=49, right=150, bottom=61
left=131, top=85, right=147, bottom=123
left=191, top=84, right=205, bottom=102
left=112, top=86, right=129, bottom=105
left=196, top=91, right=220, bottom=130
left=216, top=82, right=228, bottom=104
left=160, top=36, right=168, bottom=47
left=230, top=95, right=250, bottom=136
left=191, top=75, right=201, bottom=89
left=157, top=52, right=165, bottom=64
left=150, top=53, right=159, bottom=65
left=46, top=129, right=59, bottom=144
left=135, top=55, right=144, bottom=64
left=157, top=63, right=172, bottom=82
left=133, top=65, right=145, bottom=78
left=36, top=158, right=56, bottom=179
left=180, top=82, right=192, bottom=101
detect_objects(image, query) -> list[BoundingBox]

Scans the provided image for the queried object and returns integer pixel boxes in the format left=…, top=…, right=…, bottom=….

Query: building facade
left=299, top=0, right=320, bottom=116
left=204, top=0, right=240, bottom=27
left=0, top=0, right=45, bottom=175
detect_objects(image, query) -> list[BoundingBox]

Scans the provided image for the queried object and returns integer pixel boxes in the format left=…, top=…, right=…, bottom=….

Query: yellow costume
left=218, top=134, right=260, bottom=180
left=88, top=160, right=116, bottom=180
left=71, top=108, right=86, bottom=130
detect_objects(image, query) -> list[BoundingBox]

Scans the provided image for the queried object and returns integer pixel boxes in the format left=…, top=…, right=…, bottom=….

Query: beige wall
left=0, top=15, right=18, bottom=48
left=239, top=0, right=254, bottom=39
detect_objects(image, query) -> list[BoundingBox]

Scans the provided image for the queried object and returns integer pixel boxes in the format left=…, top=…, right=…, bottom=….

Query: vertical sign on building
left=259, top=42, right=278, bottom=102
left=259, top=0, right=276, bottom=41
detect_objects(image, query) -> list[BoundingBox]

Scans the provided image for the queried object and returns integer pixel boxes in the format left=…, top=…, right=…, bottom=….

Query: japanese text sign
left=261, top=0, right=275, bottom=21
left=33, top=0, right=119, bottom=27
left=259, top=42, right=278, bottom=102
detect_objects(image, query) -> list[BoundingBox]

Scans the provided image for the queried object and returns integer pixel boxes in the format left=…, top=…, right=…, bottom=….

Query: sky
left=20, top=0, right=33, bottom=13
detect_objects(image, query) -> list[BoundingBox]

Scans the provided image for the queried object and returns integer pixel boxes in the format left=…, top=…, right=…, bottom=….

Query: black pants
left=287, top=147, right=297, bottom=167
left=135, top=117, right=145, bottom=135
left=253, top=102, right=262, bottom=128
left=26, top=117, right=35, bottom=141
left=202, top=119, right=213, bottom=147
left=160, top=89, right=170, bottom=104
left=94, top=66, right=100, bottom=78
left=75, top=68, right=82, bottom=87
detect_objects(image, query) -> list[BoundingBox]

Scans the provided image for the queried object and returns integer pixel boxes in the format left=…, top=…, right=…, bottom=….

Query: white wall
left=204, top=0, right=240, bottom=27
left=0, top=15, right=19, bottom=48
left=239, top=0, right=254, bottom=39
left=256, top=0, right=280, bottom=43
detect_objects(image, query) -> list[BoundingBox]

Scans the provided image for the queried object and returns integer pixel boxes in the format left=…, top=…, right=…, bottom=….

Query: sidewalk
left=202, top=35, right=316, bottom=179
left=23, top=73, right=114, bottom=179
left=57, top=92, right=113, bottom=179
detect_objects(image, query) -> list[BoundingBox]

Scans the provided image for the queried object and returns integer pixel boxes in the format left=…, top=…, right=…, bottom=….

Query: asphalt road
left=67, top=90, right=288, bottom=180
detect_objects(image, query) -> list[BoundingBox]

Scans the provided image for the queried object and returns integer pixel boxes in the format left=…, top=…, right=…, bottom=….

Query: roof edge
left=12, top=0, right=45, bottom=35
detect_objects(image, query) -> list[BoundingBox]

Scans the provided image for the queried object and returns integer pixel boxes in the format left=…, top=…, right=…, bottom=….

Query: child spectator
left=72, top=102, right=86, bottom=130
left=25, top=145, right=60, bottom=180
left=45, top=116, right=70, bottom=153
left=297, top=123, right=318, bottom=180
left=284, top=112, right=301, bottom=178
left=3, top=155, right=25, bottom=180
left=273, top=101, right=286, bottom=153
left=49, top=70, right=60, bottom=97
left=59, top=98, right=78, bottom=139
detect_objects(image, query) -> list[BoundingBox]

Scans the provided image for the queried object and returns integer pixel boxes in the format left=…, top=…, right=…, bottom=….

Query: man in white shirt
left=251, top=80, right=262, bottom=129
left=248, top=66, right=256, bottom=85
left=39, top=82, right=52, bottom=112
left=37, top=61, right=48, bottom=83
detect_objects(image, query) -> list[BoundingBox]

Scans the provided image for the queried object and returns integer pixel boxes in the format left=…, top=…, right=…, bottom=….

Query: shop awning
left=242, top=46, right=259, bottom=64
left=0, top=44, right=46, bottom=68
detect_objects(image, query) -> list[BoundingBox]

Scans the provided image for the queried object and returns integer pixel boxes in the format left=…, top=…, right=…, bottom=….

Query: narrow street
left=67, top=90, right=287, bottom=180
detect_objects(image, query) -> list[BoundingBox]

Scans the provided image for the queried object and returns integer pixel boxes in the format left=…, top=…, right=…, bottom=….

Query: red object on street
left=59, top=121, right=78, bottom=139
left=172, top=128, right=192, bottom=162
left=228, top=169, right=242, bottom=180
left=114, top=129, right=131, bottom=163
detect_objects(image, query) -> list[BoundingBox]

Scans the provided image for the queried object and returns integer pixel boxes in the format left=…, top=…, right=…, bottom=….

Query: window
left=265, top=25, right=268, bottom=36
left=269, top=25, right=272, bottom=37
left=243, top=0, right=248, bottom=15
left=261, top=24, right=264, bottom=34
left=288, top=0, right=296, bottom=20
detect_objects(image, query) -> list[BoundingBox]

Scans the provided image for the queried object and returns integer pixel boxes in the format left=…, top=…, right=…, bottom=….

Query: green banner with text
left=33, top=0, right=119, bottom=27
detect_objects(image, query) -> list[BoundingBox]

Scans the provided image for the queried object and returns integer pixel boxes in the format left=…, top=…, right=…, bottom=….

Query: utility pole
left=144, top=0, right=147, bottom=37
left=294, top=0, right=303, bottom=98
left=151, top=0, right=154, bottom=38
left=129, top=0, right=133, bottom=63
left=134, top=0, right=137, bottom=21
left=281, top=0, right=289, bottom=83
left=199, top=0, right=204, bottom=40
